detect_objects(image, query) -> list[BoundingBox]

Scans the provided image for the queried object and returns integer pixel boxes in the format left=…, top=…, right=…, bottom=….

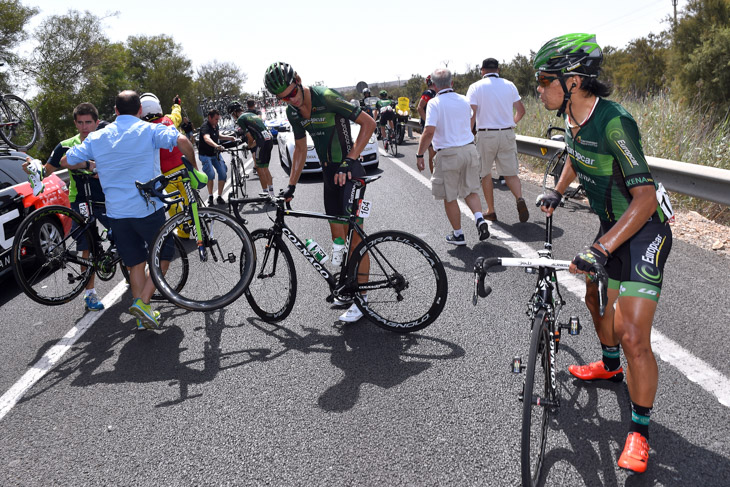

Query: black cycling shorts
left=322, top=159, right=366, bottom=223
left=254, top=139, right=273, bottom=168
left=595, top=217, right=672, bottom=302
left=379, top=109, right=395, bottom=125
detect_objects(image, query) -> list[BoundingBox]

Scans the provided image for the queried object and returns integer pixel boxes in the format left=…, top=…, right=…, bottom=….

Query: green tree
left=670, top=0, right=730, bottom=112
left=194, top=60, right=247, bottom=99
left=0, top=0, right=38, bottom=89
left=501, top=52, right=537, bottom=98
left=607, top=34, right=669, bottom=96
left=126, top=34, right=194, bottom=116
left=21, top=10, right=126, bottom=157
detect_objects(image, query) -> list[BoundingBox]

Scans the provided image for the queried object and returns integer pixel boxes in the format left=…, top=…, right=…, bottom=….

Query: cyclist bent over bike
left=228, top=101, right=275, bottom=198
left=535, top=34, right=673, bottom=474
left=264, top=62, right=377, bottom=323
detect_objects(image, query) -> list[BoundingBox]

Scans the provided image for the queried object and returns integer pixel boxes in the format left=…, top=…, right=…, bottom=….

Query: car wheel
left=34, top=216, right=64, bottom=257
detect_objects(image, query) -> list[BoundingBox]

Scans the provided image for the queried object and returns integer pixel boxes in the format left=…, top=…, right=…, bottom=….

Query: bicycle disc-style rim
left=348, top=231, right=447, bottom=333
left=244, top=229, right=297, bottom=322
left=12, top=206, right=94, bottom=305
left=521, top=310, right=552, bottom=486
left=149, top=207, right=255, bottom=311
left=0, top=94, right=39, bottom=150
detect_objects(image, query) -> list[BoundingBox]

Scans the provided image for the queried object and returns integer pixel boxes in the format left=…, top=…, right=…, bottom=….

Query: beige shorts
left=431, top=144, right=481, bottom=202
left=476, top=130, right=519, bottom=177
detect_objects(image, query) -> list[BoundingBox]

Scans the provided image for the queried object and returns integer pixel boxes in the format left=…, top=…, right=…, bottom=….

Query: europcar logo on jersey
left=642, top=234, right=664, bottom=265
left=634, top=263, right=662, bottom=285
left=616, top=139, right=640, bottom=167
left=566, top=146, right=595, bottom=167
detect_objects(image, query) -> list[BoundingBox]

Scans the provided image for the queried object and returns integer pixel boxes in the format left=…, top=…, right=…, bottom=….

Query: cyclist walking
left=535, top=33, right=673, bottom=474
left=263, top=62, right=376, bottom=323
left=228, top=101, right=275, bottom=197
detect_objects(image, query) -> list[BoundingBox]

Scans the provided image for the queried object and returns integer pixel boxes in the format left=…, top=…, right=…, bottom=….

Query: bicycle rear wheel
left=0, top=94, right=39, bottom=150
left=347, top=230, right=447, bottom=333
left=244, top=229, right=297, bottom=322
left=149, top=207, right=255, bottom=311
left=521, top=309, right=553, bottom=487
left=542, top=151, right=566, bottom=192
left=389, top=135, right=398, bottom=157
left=12, top=205, right=95, bottom=305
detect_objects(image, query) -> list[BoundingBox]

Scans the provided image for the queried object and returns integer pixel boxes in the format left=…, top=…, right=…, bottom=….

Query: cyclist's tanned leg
left=585, top=282, right=620, bottom=346
left=613, top=296, right=659, bottom=406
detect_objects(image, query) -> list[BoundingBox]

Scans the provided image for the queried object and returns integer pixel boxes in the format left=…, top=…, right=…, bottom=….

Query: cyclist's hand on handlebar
left=280, top=184, right=296, bottom=202
left=335, top=157, right=355, bottom=186
left=537, top=188, right=562, bottom=216
left=570, top=245, right=608, bottom=275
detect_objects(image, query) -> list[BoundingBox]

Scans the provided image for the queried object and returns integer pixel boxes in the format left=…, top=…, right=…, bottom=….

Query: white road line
left=383, top=150, right=730, bottom=409
left=0, top=281, right=129, bottom=421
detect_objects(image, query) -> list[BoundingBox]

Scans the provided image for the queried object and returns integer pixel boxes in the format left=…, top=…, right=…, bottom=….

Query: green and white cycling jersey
left=286, top=86, right=361, bottom=164
left=235, top=112, right=272, bottom=144
left=375, top=99, right=395, bottom=111
left=565, top=98, right=667, bottom=223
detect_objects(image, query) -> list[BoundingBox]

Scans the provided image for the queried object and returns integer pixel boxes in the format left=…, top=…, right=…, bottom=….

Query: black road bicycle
left=473, top=209, right=607, bottom=487
left=231, top=175, right=448, bottom=333
left=384, top=125, right=398, bottom=157
left=12, top=171, right=187, bottom=305
left=542, top=126, right=585, bottom=205
left=220, top=142, right=250, bottom=203
left=135, top=165, right=255, bottom=311
left=0, top=90, right=39, bottom=151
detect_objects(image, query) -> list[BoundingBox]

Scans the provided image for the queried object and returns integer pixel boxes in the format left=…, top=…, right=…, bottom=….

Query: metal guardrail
left=407, top=119, right=730, bottom=206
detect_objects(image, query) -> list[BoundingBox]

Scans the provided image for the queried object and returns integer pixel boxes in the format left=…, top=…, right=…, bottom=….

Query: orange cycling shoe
left=618, top=432, right=649, bottom=473
left=568, top=360, right=624, bottom=382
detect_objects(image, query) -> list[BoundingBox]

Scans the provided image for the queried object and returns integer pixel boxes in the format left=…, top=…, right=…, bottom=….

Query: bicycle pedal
left=560, top=316, right=582, bottom=335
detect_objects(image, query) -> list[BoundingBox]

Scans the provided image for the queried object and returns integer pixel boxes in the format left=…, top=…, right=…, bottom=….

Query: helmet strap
left=556, top=76, right=573, bottom=118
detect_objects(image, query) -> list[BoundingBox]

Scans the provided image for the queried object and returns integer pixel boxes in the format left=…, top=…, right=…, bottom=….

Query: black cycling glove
left=280, top=184, right=296, bottom=199
left=537, top=188, right=563, bottom=209
left=572, top=245, right=608, bottom=274
left=337, top=157, right=356, bottom=175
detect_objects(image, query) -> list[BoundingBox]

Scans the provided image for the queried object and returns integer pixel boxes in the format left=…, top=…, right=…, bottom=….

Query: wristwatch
left=416, top=154, right=424, bottom=159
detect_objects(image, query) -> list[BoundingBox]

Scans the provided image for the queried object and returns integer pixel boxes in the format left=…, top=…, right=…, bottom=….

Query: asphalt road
left=1, top=136, right=729, bottom=486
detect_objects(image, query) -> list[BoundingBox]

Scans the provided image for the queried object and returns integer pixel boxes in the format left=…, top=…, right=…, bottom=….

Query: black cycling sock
left=601, top=342, right=621, bottom=371
left=629, top=402, right=652, bottom=439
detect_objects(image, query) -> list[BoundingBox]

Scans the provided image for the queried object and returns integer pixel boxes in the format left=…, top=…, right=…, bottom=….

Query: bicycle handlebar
left=472, top=256, right=609, bottom=317
left=135, top=172, right=183, bottom=207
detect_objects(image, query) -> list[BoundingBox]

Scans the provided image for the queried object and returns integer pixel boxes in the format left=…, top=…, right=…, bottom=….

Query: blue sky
left=19, top=0, right=685, bottom=93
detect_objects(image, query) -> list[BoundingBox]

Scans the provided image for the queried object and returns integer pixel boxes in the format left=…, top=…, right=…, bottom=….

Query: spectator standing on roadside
left=467, top=58, right=528, bottom=223
left=197, top=108, right=237, bottom=205
left=62, top=90, right=197, bottom=329
left=416, top=68, right=490, bottom=246
left=181, top=116, right=194, bottom=143
left=417, top=75, right=437, bottom=173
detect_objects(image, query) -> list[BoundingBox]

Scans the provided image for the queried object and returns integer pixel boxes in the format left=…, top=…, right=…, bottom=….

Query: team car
left=0, top=148, right=71, bottom=278
left=276, top=120, right=379, bottom=174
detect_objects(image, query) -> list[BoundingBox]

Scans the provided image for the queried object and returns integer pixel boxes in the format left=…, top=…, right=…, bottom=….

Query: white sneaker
left=339, top=303, right=363, bottom=323
left=333, top=295, right=353, bottom=306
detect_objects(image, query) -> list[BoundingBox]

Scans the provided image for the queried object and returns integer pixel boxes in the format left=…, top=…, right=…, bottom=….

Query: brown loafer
left=484, top=212, right=498, bottom=222
left=516, top=198, right=529, bottom=223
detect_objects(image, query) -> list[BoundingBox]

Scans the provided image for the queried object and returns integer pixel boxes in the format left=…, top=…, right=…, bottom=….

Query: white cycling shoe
left=339, top=303, right=363, bottom=323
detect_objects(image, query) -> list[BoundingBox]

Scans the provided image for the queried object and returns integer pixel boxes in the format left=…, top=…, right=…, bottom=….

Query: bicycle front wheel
left=0, top=94, right=39, bottom=150
left=149, top=207, right=255, bottom=311
left=521, top=309, right=553, bottom=487
left=348, top=231, right=447, bottom=333
left=389, top=136, right=398, bottom=157
left=12, top=205, right=95, bottom=305
left=244, top=229, right=297, bottom=322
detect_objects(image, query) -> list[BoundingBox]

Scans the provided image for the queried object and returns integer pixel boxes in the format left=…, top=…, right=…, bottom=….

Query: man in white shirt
left=467, top=58, right=528, bottom=223
left=416, top=69, right=489, bottom=245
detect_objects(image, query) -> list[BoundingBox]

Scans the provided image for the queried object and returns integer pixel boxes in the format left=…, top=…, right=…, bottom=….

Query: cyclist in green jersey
left=374, top=90, right=396, bottom=145
left=264, top=62, right=377, bottom=323
left=228, top=101, right=275, bottom=197
left=535, top=33, right=673, bottom=475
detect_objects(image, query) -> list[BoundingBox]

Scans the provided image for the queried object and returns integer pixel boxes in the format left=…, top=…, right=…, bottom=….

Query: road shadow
left=18, top=299, right=272, bottom=408
left=247, top=317, right=465, bottom=413
left=442, top=240, right=515, bottom=274
left=528, top=345, right=730, bottom=486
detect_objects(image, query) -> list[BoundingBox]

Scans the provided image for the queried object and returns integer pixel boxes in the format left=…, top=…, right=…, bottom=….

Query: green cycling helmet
left=264, top=62, right=296, bottom=94
left=533, top=33, right=603, bottom=77
left=379, top=90, right=388, bottom=99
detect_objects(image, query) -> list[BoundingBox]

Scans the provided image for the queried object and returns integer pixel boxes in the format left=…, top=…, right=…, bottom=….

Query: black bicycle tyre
left=347, top=230, right=447, bottom=333
left=149, top=207, right=255, bottom=311
left=542, top=150, right=566, bottom=192
left=521, top=309, right=552, bottom=487
left=389, top=136, right=398, bottom=157
left=244, top=229, right=298, bottom=322
left=0, top=94, right=39, bottom=150
left=12, top=205, right=95, bottom=305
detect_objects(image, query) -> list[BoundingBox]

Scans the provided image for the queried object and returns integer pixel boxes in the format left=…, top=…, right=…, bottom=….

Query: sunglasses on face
left=278, top=84, right=300, bottom=101
left=536, top=73, right=560, bottom=88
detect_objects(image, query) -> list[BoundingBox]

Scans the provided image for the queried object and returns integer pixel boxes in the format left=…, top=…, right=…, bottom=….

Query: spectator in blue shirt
left=63, top=90, right=197, bottom=329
